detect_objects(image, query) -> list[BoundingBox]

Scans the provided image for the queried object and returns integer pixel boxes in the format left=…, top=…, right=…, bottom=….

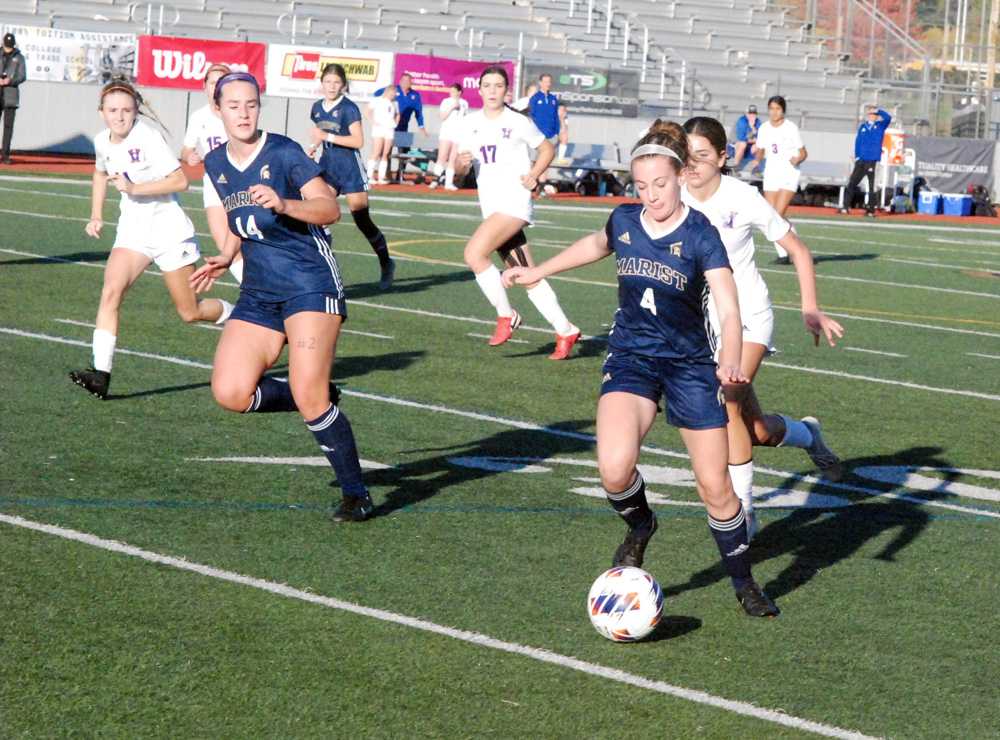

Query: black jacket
left=0, top=48, right=26, bottom=108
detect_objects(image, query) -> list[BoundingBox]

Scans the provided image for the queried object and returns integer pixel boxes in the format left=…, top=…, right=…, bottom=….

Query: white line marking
left=193, top=323, right=395, bottom=341
left=0, top=511, right=878, bottom=740
left=967, top=352, right=1000, bottom=360
left=882, top=256, right=1000, bottom=271
left=844, top=347, right=908, bottom=358
left=54, top=318, right=96, bottom=329
left=759, top=267, right=999, bottom=300
left=188, top=456, right=392, bottom=470
left=771, top=305, right=1000, bottom=339
left=930, top=238, right=1000, bottom=247
left=3, top=326, right=998, bottom=519
left=467, top=332, right=530, bottom=344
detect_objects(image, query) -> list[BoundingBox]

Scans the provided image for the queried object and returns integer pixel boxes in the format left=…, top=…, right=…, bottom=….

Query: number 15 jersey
left=203, top=132, right=343, bottom=301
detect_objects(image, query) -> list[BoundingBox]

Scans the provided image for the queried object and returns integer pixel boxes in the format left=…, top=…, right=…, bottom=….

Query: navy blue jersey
left=310, top=96, right=363, bottom=154
left=204, top=132, right=342, bottom=301
left=605, top=204, right=731, bottom=360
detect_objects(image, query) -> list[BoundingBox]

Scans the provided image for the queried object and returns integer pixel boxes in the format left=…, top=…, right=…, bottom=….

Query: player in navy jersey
left=504, top=120, right=779, bottom=617
left=189, top=72, right=373, bottom=522
left=307, top=63, right=395, bottom=290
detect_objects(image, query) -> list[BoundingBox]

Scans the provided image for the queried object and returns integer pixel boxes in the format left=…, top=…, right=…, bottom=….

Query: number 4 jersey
left=605, top=203, right=731, bottom=361
left=204, top=132, right=343, bottom=301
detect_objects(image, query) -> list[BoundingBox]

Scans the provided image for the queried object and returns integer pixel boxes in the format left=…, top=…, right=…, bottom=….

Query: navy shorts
left=600, top=350, right=727, bottom=430
left=320, top=150, right=369, bottom=195
left=231, top=291, right=347, bottom=333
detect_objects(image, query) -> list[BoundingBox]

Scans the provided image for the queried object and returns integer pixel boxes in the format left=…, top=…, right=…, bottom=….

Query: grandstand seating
left=13, top=0, right=874, bottom=132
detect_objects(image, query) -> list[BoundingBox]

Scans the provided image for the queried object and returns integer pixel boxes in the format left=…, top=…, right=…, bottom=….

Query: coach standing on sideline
left=0, top=32, right=26, bottom=164
left=839, top=105, right=891, bottom=217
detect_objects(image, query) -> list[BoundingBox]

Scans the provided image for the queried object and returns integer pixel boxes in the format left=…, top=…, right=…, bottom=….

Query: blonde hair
left=99, top=78, right=170, bottom=135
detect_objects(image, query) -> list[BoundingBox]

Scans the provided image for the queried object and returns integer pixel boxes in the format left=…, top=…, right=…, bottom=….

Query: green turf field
left=1, top=173, right=998, bottom=738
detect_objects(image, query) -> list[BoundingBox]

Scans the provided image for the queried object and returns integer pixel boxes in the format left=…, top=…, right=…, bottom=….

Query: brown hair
left=683, top=116, right=730, bottom=174
left=99, top=77, right=169, bottom=135
left=632, top=118, right=688, bottom=173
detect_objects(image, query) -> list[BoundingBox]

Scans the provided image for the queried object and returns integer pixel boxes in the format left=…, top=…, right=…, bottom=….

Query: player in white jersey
left=752, top=96, right=807, bottom=263
left=180, top=63, right=243, bottom=283
left=683, top=116, right=844, bottom=538
left=453, top=66, right=580, bottom=359
left=430, top=83, right=469, bottom=190
left=69, top=80, right=233, bottom=400
left=366, top=86, right=398, bottom=184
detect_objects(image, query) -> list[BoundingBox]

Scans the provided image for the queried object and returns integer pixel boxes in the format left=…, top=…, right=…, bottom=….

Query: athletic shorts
left=230, top=291, right=347, bottom=333
left=600, top=350, right=727, bottom=430
left=439, top=121, right=463, bottom=143
left=708, top=304, right=775, bottom=359
left=479, top=185, right=534, bottom=224
left=372, top=125, right=396, bottom=141
left=112, top=239, right=200, bottom=273
left=321, top=150, right=369, bottom=195
left=763, top=162, right=800, bottom=192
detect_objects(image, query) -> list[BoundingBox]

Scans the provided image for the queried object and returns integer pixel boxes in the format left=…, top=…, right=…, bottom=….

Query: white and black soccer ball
left=587, top=566, right=663, bottom=642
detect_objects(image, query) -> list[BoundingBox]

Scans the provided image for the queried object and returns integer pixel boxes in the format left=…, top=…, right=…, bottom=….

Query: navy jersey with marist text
left=310, top=96, right=365, bottom=168
left=204, top=132, right=342, bottom=301
left=606, top=204, right=731, bottom=360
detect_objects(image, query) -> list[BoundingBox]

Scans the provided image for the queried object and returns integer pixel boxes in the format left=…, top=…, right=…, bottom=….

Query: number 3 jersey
left=204, top=132, right=343, bottom=301
left=605, top=204, right=731, bottom=361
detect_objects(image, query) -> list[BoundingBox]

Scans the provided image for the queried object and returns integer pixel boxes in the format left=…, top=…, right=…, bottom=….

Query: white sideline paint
left=967, top=352, right=1000, bottom=360
left=0, top=512, right=876, bottom=739
left=844, top=347, right=908, bottom=358
left=3, top=326, right=998, bottom=520
left=771, top=305, right=1000, bottom=340
left=467, top=332, right=530, bottom=345
left=759, top=266, right=999, bottom=300
left=882, top=256, right=1000, bottom=272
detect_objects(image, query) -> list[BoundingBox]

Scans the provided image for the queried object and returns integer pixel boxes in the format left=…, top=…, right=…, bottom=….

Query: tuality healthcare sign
left=136, top=35, right=267, bottom=91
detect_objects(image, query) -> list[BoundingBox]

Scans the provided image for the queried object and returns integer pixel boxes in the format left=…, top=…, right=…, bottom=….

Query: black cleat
left=69, top=367, right=110, bottom=399
left=773, top=255, right=791, bottom=265
left=612, top=512, right=658, bottom=568
left=735, top=580, right=780, bottom=617
left=332, top=492, right=374, bottom=522
left=378, top=257, right=396, bottom=291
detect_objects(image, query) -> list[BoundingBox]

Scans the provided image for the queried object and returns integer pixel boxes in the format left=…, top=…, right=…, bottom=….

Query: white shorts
left=439, top=121, right=462, bottom=143
left=479, top=186, right=533, bottom=224
left=708, top=304, right=775, bottom=361
left=763, top=162, right=800, bottom=193
left=112, top=238, right=200, bottom=273
left=372, top=126, right=396, bottom=142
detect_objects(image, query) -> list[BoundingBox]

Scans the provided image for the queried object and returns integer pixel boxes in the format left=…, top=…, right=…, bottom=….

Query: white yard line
left=467, top=332, right=530, bottom=345
left=3, top=325, right=999, bottom=521
left=0, top=511, right=877, bottom=740
left=844, top=347, right=908, bottom=358
left=759, top=267, right=999, bottom=300
left=967, top=352, right=1000, bottom=360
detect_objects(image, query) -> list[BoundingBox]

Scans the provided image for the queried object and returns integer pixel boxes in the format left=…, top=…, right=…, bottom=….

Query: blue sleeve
left=373, top=86, right=385, bottom=98
left=604, top=210, right=618, bottom=253
left=413, top=92, right=424, bottom=127
left=309, top=101, right=321, bottom=122
left=343, top=101, right=362, bottom=127
left=735, top=117, right=749, bottom=141
left=285, top=142, right=322, bottom=190
left=697, top=226, right=731, bottom=274
left=877, top=109, right=892, bottom=131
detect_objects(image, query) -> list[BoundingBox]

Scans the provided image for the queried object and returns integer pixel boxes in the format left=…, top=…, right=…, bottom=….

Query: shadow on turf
left=645, top=615, right=702, bottom=642
left=662, top=446, right=951, bottom=605
left=502, top=336, right=609, bottom=361
left=811, top=253, right=879, bottom=264
left=100, top=365, right=288, bottom=401
left=360, top=418, right=597, bottom=518
left=1, top=251, right=108, bottom=266
left=346, top=269, right=471, bottom=300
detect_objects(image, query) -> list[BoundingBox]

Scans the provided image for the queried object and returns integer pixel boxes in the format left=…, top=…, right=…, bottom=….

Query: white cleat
left=801, top=416, right=843, bottom=482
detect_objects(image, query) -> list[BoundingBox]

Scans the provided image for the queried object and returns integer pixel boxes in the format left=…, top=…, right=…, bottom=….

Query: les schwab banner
left=136, top=35, right=267, bottom=91
left=265, top=45, right=394, bottom=101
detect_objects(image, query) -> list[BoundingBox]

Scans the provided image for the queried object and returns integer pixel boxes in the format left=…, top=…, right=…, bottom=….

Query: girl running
left=454, top=65, right=580, bottom=360
left=307, top=63, right=395, bottom=290
left=752, top=96, right=806, bottom=264
left=682, top=116, right=844, bottom=539
left=367, top=85, right=398, bottom=185
left=504, top=121, right=779, bottom=617
left=70, top=79, right=232, bottom=399
left=430, top=83, right=469, bottom=191
left=180, top=62, right=244, bottom=282
left=190, top=72, right=373, bottom=522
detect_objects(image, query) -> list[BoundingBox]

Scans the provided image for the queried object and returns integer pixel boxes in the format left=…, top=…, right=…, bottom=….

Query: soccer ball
left=587, top=566, right=663, bottom=642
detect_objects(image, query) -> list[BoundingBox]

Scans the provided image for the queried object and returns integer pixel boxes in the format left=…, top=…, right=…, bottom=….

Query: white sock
left=526, top=279, right=574, bottom=335
left=92, top=329, right=116, bottom=373
left=774, top=242, right=789, bottom=258
left=474, top=265, right=513, bottom=317
left=728, top=460, right=754, bottom=513
left=216, top=299, right=234, bottom=324
left=558, top=143, right=568, bottom=159
left=433, top=162, right=444, bottom=176
left=366, top=159, right=375, bottom=180
left=377, top=160, right=388, bottom=181
left=228, top=257, right=244, bottom=283
left=445, top=167, right=455, bottom=187
left=778, top=415, right=814, bottom=448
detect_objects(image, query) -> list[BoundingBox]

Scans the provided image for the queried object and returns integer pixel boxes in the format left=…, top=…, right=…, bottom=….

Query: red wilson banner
left=136, top=35, right=267, bottom=91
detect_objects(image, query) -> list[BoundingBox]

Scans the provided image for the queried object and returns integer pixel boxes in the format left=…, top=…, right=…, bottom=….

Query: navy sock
left=351, top=207, right=390, bottom=267
left=245, top=377, right=297, bottom=413
left=708, top=504, right=753, bottom=590
left=605, top=471, right=652, bottom=528
left=305, top=403, right=367, bottom=497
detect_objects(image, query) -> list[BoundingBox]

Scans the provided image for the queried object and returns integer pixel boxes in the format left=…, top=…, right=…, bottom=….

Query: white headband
left=630, top=143, right=683, bottom=163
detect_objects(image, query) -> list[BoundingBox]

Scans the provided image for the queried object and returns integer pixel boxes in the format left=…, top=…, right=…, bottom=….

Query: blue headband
left=213, top=72, right=260, bottom=104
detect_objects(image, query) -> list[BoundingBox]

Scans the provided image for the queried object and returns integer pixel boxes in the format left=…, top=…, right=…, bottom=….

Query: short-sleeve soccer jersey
left=203, top=132, right=343, bottom=301
left=756, top=119, right=803, bottom=168
left=604, top=204, right=731, bottom=360
left=182, top=104, right=227, bottom=158
left=311, top=96, right=367, bottom=195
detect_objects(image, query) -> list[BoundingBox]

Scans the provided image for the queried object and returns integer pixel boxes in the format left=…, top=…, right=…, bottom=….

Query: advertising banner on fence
left=2, top=25, right=136, bottom=83
left=523, top=63, right=639, bottom=117
left=136, top=35, right=266, bottom=91
left=393, top=53, right=515, bottom=107
left=910, top=136, right=996, bottom=193
left=264, top=45, right=393, bottom=101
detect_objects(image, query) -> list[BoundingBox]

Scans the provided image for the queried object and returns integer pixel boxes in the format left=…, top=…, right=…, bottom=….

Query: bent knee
left=176, top=307, right=201, bottom=324
left=212, top=379, right=253, bottom=413
left=598, top=459, right=636, bottom=493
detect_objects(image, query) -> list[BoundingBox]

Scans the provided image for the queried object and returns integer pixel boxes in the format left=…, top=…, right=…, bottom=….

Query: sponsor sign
left=264, top=45, right=393, bottom=101
left=392, top=53, right=515, bottom=107
left=523, top=63, right=639, bottom=117
left=136, top=35, right=266, bottom=91
left=2, top=24, right=136, bottom=83
left=911, top=136, right=996, bottom=193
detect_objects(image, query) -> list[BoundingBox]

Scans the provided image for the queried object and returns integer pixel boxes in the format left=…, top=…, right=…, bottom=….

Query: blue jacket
left=855, top=109, right=891, bottom=161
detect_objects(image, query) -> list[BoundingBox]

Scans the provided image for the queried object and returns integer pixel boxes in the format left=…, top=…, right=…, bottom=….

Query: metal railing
left=128, top=2, right=180, bottom=35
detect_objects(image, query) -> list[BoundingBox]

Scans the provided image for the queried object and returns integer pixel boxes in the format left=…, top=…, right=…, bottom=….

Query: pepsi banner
left=522, top=63, right=639, bottom=117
